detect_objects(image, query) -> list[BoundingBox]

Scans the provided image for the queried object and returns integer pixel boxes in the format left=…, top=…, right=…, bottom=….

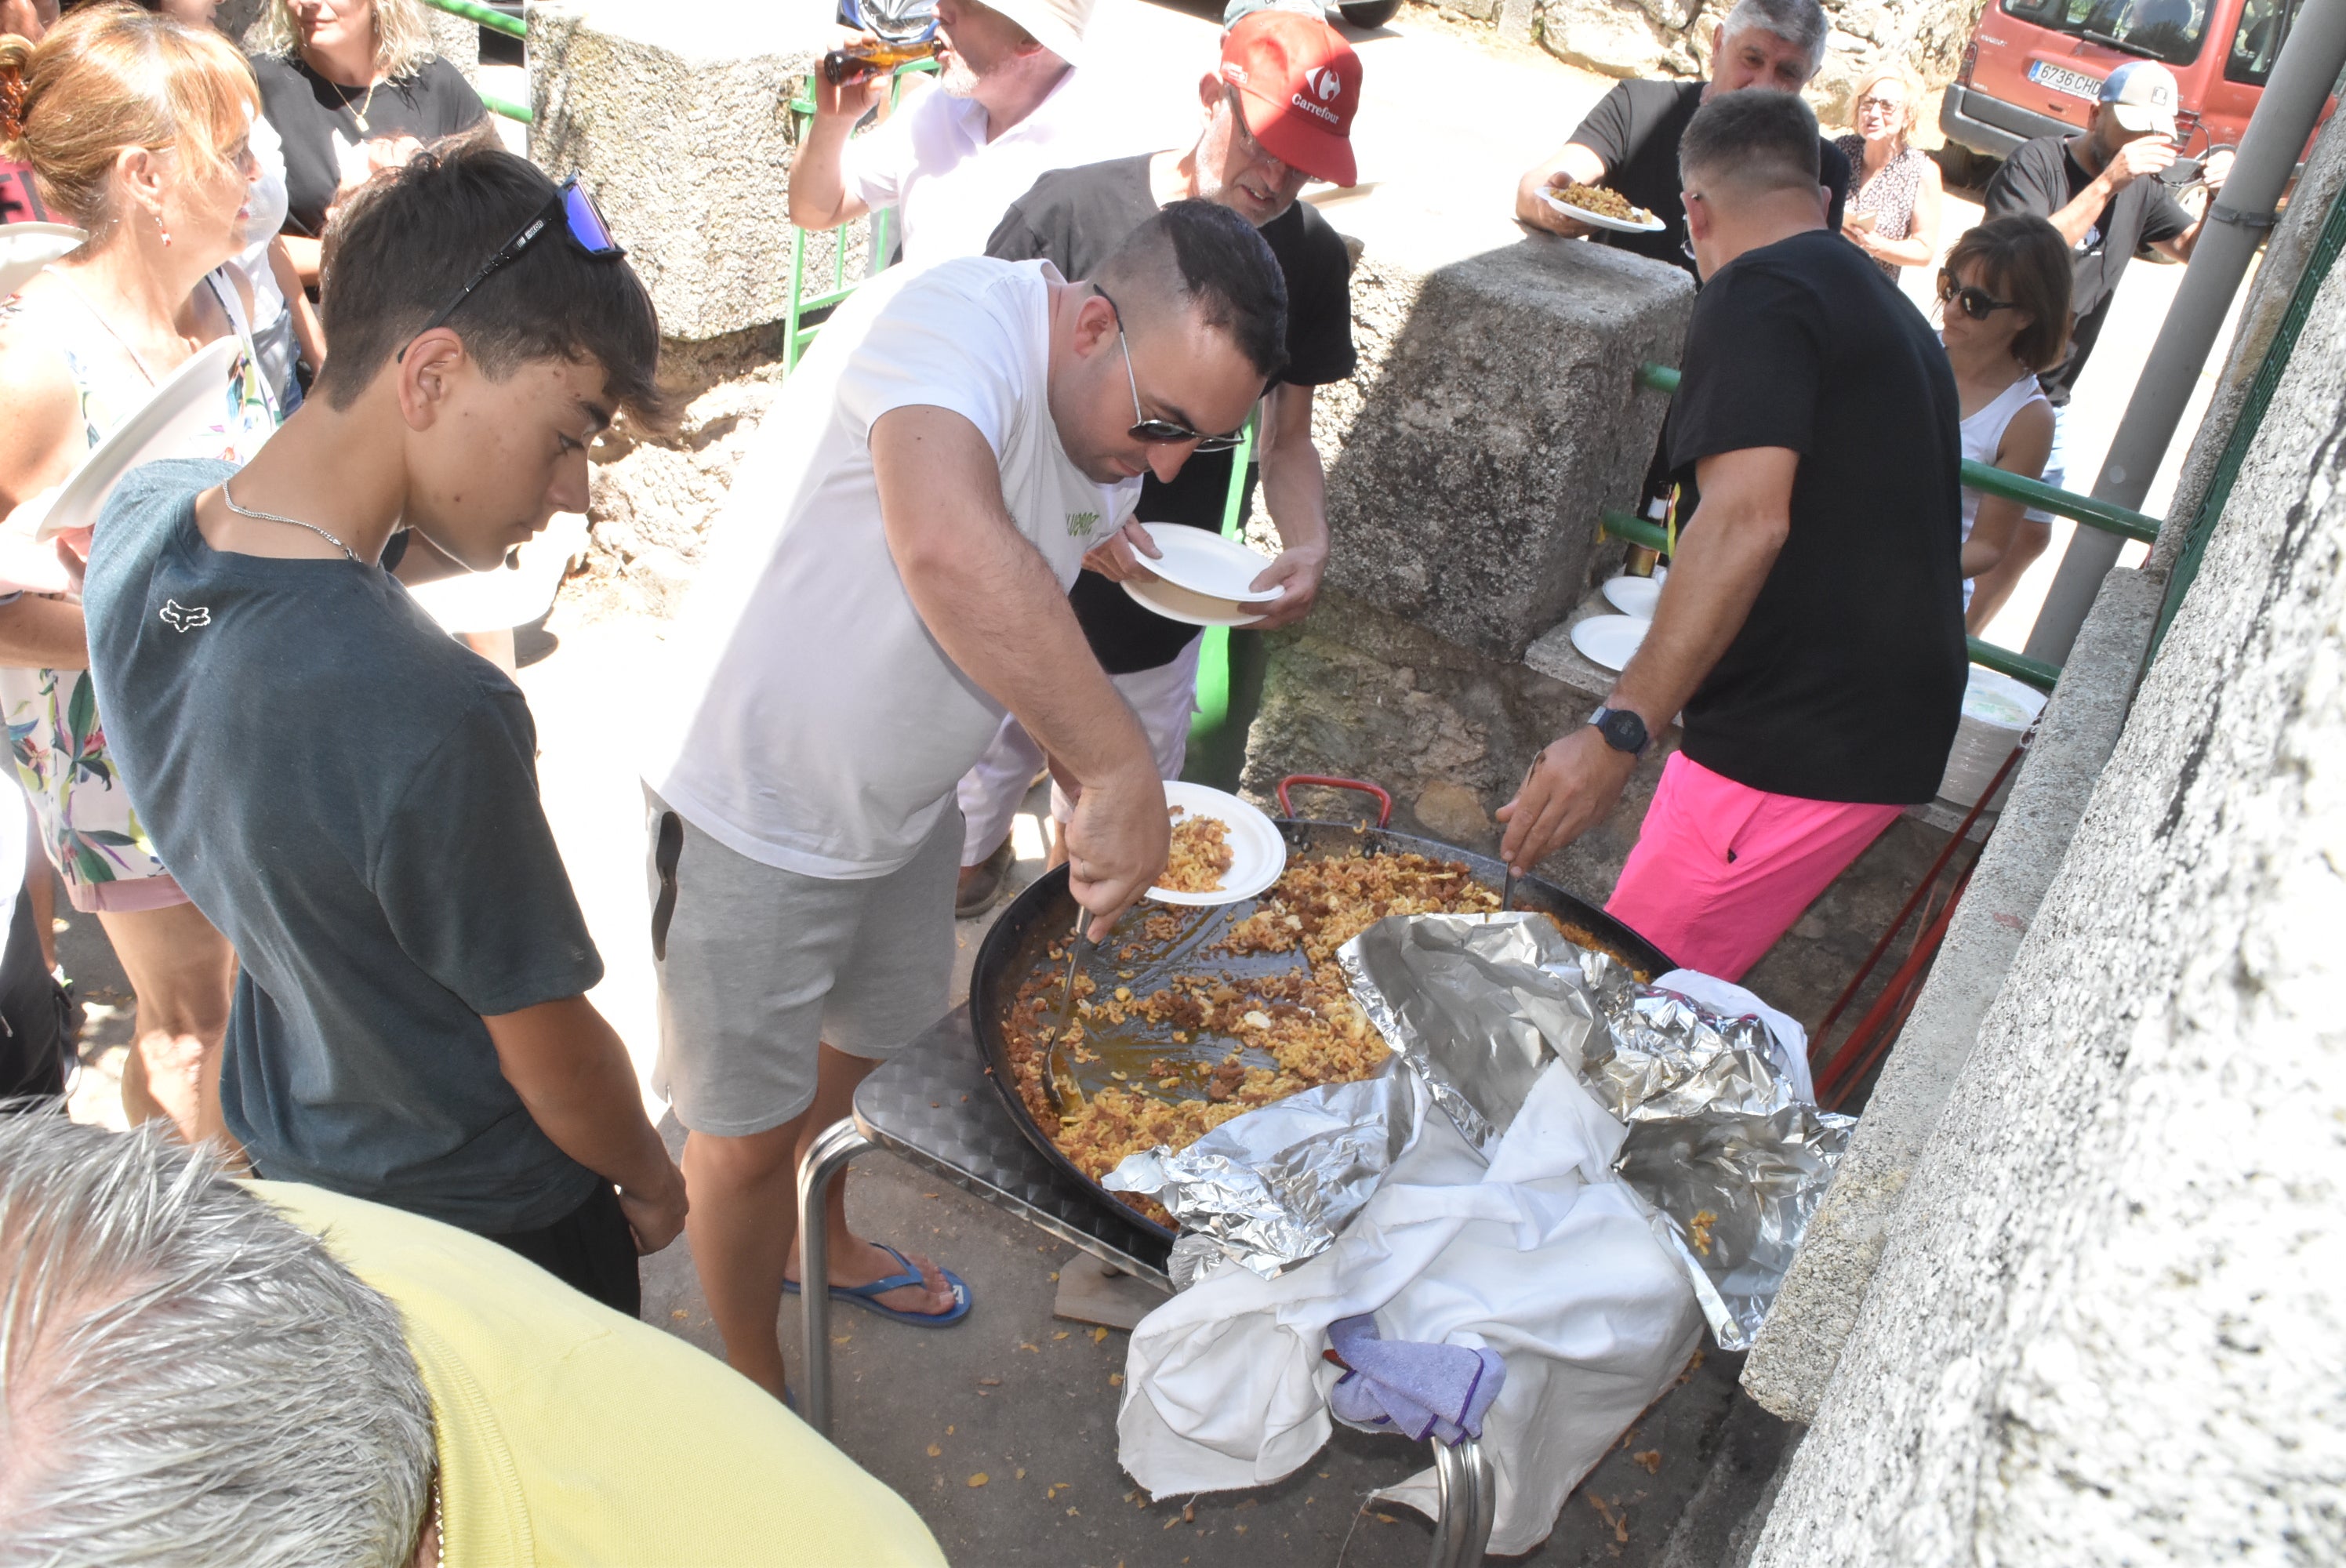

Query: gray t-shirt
left=85, top=459, right=603, bottom=1232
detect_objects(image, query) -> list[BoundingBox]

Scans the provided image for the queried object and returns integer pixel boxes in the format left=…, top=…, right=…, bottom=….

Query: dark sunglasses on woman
left=1937, top=270, right=2017, bottom=322
left=398, top=176, right=626, bottom=361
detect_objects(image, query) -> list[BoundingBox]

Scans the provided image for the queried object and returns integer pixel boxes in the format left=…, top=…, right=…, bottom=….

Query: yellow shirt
left=254, top=1181, right=947, bottom=1568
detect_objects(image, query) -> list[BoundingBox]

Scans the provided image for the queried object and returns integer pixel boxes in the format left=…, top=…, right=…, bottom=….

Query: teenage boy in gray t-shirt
left=82, top=145, right=686, bottom=1315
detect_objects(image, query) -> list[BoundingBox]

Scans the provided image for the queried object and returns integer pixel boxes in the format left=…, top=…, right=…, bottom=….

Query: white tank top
left=1958, top=372, right=2051, bottom=547
left=1957, top=371, right=2050, bottom=608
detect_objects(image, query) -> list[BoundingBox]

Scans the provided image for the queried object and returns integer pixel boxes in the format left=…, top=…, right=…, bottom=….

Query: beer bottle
left=822, top=37, right=945, bottom=85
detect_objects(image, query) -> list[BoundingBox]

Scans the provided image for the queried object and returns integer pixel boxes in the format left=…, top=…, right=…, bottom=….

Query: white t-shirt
left=841, top=69, right=1140, bottom=267
left=232, top=111, right=296, bottom=398
left=646, top=258, right=1140, bottom=879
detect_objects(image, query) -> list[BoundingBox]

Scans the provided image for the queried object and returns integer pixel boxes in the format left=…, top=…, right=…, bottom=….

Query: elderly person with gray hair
left=0, top=1113, right=946, bottom=1567
left=1513, top=0, right=1850, bottom=277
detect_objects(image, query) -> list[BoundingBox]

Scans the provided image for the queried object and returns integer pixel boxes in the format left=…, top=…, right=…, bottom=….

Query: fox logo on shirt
left=158, top=599, right=211, bottom=633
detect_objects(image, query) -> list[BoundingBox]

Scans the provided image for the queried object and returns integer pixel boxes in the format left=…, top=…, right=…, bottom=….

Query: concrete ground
left=48, top=0, right=2247, bottom=1559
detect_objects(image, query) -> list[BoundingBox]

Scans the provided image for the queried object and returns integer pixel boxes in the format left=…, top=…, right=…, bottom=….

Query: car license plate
left=2029, top=60, right=2105, bottom=101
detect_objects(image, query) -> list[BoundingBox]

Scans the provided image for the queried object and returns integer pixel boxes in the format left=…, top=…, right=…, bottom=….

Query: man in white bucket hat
left=792, top=0, right=1146, bottom=267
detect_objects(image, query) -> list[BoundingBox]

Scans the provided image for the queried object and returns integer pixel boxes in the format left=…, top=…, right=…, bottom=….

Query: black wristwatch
left=1589, top=705, right=1650, bottom=758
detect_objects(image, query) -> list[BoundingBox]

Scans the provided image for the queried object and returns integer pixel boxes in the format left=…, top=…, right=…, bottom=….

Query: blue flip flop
left=783, top=1242, right=973, bottom=1328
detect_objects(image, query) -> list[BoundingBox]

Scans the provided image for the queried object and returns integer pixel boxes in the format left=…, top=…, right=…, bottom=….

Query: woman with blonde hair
left=248, top=0, right=482, bottom=286
left=0, top=2, right=278, bottom=1142
left=1835, top=63, right=1943, bottom=278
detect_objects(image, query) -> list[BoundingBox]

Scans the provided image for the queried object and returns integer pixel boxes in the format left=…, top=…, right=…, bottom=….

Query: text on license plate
left=2029, top=60, right=2105, bottom=101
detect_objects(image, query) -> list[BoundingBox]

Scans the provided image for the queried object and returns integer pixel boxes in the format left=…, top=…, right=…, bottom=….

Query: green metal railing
left=419, top=0, right=533, bottom=123
left=1615, top=360, right=2139, bottom=694
left=782, top=60, right=939, bottom=369
left=1595, top=506, right=2064, bottom=692
left=1630, top=362, right=2161, bottom=546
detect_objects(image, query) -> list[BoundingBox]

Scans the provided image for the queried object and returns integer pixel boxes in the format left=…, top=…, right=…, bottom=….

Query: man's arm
left=2152, top=151, right=2228, bottom=263
left=1496, top=446, right=1797, bottom=869
left=787, top=53, right=888, bottom=233
left=1515, top=140, right=1608, bottom=237
left=871, top=405, right=1168, bottom=930
left=483, top=994, right=688, bottom=1254
left=1245, top=380, right=1330, bottom=630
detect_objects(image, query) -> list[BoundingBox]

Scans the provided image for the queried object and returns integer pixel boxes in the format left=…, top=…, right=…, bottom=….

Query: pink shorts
left=1606, top=753, right=1905, bottom=982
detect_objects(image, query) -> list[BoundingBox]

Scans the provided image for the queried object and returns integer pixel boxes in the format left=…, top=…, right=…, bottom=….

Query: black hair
left=1093, top=198, right=1288, bottom=383
left=314, top=137, right=670, bottom=425
left=1678, top=90, right=1821, bottom=198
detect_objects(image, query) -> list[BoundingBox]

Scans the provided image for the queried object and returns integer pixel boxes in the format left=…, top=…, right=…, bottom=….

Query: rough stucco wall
left=1438, top=0, right=1988, bottom=123
left=1749, top=234, right=2346, bottom=1566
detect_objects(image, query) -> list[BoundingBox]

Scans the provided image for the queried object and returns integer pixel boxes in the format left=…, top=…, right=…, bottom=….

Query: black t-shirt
left=987, top=154, right=1356, bottom=673
left=252, top=53, right=486, bottom=240
left=1665, top=228, right=1966, bottom=804
left=1566, top=79, right=1850, bottom=277
left=1982, top=135, right=2192, bottom=406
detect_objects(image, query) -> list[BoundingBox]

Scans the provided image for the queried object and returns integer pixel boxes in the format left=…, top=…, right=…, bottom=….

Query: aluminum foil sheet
left=1576, top=958, right=1803, bottom=1124
left=1336, top=914, right=1597, bottom=1153
left=1103, top=1067, right=1420, bottom=1283
left=1614, top=1105, right=1855, bottom=1350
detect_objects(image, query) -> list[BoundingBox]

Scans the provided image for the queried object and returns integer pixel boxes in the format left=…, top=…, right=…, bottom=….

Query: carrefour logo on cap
left=1291, top=90, right=1339, bottom=125
left=1304, top=64, right=1342, bottom=103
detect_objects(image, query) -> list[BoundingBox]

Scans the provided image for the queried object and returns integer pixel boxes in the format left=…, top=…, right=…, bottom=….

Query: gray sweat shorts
left=645, top=788, right=960, bottom=1137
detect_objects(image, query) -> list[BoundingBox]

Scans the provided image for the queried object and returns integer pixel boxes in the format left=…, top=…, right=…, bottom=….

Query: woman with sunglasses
left=1935, top=216, right=2071, bottom=629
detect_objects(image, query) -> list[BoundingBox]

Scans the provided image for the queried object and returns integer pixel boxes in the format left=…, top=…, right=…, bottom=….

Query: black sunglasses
left=1937, top=272, right=2017, bottom=321
left=1092, top=285, right=1249, bottom=453
left=398, top=176, right=625, bottom=362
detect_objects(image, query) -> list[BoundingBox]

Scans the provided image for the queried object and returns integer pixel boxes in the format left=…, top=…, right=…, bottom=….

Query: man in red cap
left=950, top=9, right=1362, bottom=913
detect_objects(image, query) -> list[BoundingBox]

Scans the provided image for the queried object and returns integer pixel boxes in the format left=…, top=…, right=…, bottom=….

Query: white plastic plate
left=1148, top=781, right=1287, bottom=906
left=1133, top=522, right=1282, bottom=602
left=0, top=223, right=87, bottom=299
left=1601, top=574, right=1661, bottom=619
left=1122, top=575, right=1267, bottom=628
left=1541, top=189, right=1666, bottom=234
left=34, top=336, right=243, bottom=542
left=1570, top=613, right=1651, bottom=673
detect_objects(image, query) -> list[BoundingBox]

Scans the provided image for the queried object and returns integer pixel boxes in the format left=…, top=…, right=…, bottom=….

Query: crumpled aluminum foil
left=1109, top=911, right=1852, bottom=1340
left=1336, top=914, right=1597, bottom=1153
left=1103, top=1068, right=1419, bottom=1283
left=1614, top=1105, right=1855, bottom=1351
left=1574, top=955, right=1802, bottom=1124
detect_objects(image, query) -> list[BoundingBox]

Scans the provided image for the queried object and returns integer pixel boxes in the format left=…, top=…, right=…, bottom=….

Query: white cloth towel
left=1117, top=1065, right=1704, bottom=1555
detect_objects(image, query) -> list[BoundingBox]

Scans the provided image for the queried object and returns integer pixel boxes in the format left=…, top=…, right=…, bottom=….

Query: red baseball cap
left=1219, top=11, right=1360, bottom=188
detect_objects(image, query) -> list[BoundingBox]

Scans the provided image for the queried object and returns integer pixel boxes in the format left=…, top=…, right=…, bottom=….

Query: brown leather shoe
left=955, top=839, right=1015, bottom=920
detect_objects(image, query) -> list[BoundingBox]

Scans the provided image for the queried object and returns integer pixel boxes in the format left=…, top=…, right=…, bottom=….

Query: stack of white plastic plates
left=0, top=223, right=86, bottom=299
left=1120, top=523, right=1282, bottom=628
left=32, top=337, right=243, bottom=543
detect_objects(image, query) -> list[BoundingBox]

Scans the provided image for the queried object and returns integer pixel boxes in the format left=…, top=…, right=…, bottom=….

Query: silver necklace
left=220, top=478, right=361, bottom=564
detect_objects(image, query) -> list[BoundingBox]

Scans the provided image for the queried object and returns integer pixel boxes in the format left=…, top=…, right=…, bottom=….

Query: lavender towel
left=1325, top=1313, right=1506, bottom=1445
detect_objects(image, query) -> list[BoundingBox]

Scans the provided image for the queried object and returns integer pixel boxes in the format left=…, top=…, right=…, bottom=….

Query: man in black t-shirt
left=1513, top=0, right=1848, bottom=277
left=950, top=9, right=1360, bottom=913
left=1499, top=93, right=1964, bottom=982
left=1966, top=59, right=2223, bottom=627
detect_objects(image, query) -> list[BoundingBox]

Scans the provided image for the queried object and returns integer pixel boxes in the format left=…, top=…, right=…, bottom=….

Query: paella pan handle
left=1276, top=774, right=1393, bottom=827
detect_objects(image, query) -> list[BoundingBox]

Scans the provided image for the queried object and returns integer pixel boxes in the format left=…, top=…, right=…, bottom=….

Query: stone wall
left=1435, top=0, right=1988, bottom=125
left=1319, top=238, right=1691, bottom=661
left=1746, top=191, right=2346, bottom=1566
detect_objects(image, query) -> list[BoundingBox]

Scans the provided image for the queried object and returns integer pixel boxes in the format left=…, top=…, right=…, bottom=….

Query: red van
left=1940, top=0, right=2327, bottom=171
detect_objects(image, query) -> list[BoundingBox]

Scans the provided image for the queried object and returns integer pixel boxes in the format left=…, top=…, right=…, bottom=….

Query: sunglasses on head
left=398, top=176, right=624, bottom=362
left=1093, top=285, right=1249, bottom=453
left=1937, top=271, right=2017, bottom=321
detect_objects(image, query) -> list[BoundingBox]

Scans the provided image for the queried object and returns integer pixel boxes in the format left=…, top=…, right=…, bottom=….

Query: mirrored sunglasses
left=399, top=176, right=625, bottom=361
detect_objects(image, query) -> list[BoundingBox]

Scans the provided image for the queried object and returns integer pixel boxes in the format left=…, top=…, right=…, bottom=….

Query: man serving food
left=1498, top=93, right=1964, bottom=983
left=644, top=201, right=1288, bottom=1401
